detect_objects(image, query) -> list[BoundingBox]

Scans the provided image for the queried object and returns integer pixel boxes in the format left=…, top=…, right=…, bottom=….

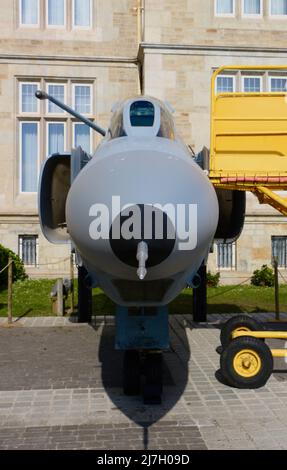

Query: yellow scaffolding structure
left=209, top=66, right=287, bottom=215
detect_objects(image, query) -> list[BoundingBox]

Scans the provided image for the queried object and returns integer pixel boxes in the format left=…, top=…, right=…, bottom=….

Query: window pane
left=19, top=236, right=37, bottom=266
left=21, top=84, right=38, bottom=112
left=74, top=85, right=91, bottom=114
left=217, top=243, right=234, bottom=269
left=130, top=101, right=155, bottom=127
left=73, top=0, right=91, bottom=26
left=272, top=237, right=287, bottom=267
left=21, top=123, right=38, bottom=192
left=216, top=0, right=233, bottom=14
left=217, top=76, right=234, bottom=93
left=271, top=0, right=287, bottom=15
left=74, top=123, right=91, bottom=153
left=244, top=0, right=261, bottom=14
left=21, top=0, right=38, bottom=24
left=48, top=85, right=65, bottom=113
left=243, top=77, right=261, bottom=92
left=271, top=78, right=287, bottom=92
left=48, top=0, right=65, bottom=25
left=48, top=123, right=65, bottom=155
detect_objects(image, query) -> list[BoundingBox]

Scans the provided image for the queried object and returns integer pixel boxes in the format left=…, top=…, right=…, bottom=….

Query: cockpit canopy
left=109, top=97, right=175, bottom=140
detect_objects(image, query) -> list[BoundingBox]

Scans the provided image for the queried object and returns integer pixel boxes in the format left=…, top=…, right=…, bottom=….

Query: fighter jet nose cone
left=137, top=267, right=147, bottom=280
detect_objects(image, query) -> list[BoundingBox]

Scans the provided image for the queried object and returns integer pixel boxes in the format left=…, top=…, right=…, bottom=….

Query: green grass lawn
left=0, top=278, right=287, bottom=318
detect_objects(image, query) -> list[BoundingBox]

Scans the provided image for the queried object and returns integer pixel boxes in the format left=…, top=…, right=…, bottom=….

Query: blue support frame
left=115, top=306, right=169, bottom=350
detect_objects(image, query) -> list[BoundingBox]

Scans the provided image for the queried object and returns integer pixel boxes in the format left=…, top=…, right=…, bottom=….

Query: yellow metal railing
left=209, top=66, right=287, bottom=215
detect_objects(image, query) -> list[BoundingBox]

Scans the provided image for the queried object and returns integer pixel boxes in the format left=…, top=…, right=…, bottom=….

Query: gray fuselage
left=66, top=96, right=219, bottom=306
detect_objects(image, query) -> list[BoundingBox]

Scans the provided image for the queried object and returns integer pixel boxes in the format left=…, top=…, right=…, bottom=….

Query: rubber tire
left=143, top=353, right=163, bottom=405
left=123, top=350, right=141, bottom=396
left=220, top=336, right=273, bottom=389
left=220, top=315, right=265, bottom=349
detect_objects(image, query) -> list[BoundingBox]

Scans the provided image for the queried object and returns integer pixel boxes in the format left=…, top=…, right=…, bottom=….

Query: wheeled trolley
left=219, top=315, right=287, bottom=389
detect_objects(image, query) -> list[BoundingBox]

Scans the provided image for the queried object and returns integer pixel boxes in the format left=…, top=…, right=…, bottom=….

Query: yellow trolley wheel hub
left=233, top=349, right=262, bottom=378
left=233, top=326, right=251, bottom=335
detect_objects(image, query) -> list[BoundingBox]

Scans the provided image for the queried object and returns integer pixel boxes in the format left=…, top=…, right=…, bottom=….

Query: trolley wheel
left=123, top=350, right=141, bottom=396
left=143, top=353, right=163, bottom=405
left=220, top=315, right=265, bottom=349
left=220, top=336, right=273, bottom=389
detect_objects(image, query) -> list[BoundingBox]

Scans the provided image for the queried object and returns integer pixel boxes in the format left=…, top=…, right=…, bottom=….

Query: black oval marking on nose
left=109, top=204, right=176, bottom=268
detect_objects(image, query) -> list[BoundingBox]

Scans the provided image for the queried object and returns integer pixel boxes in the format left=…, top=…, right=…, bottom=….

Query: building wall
left=141, top=0, right=287, bottom=282
left=0, top=0, right=140, bottom=278
left=1, top=0, right=138, bottom=58
left=0, top=0, right=287, bottom=283
left=144, top=0, right=287, bottom=47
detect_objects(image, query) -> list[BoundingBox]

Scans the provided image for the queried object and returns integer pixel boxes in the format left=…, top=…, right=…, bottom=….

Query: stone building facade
left=0, top=0, right=287, bottom=283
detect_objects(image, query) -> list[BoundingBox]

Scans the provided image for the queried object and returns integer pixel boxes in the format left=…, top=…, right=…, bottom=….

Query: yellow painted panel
left=211, top=94, right=287, bottom=176
left=210, top=66, right=287, bottom=182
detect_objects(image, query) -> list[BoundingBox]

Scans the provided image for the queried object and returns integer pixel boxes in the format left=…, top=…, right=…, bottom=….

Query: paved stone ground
left=0, top=313, right=287, bottom=450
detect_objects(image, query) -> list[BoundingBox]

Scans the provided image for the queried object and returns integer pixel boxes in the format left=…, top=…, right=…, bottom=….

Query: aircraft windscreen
left=130, top=101, right=155, bottom=127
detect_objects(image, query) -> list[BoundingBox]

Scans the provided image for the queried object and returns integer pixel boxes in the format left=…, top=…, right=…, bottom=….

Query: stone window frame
left=17, top=77, right=95, bottom=194
left=242, top=0, right=263, bottom=18
left=216, top=242, right=237, bottom=271
left=72, top=0, right=93, bottom=30
left=18, top=234, right=39, bottom=267
left=214, top=0, right=236, bottom=17
left=216, top=74, right=236, bottom=94
left=18, top=0, right=94, bottom=30
left=46, top=82, right=67, bottom=115
left=19, top=81, right=41, bottom=114
left=271, top=236, right=287, bottom=268
left=45, top=0, right=67, bottom=29
left=268, top=75, right=287, bottom=92
left=19, top=0, right=40, bottom=28
left=46, top=120, right=67, bottom=156
left=19, top=120, right=40, bottom=194
left=269, top=0, right=287, bottom=18
left=72, top=122, right=93, bottom=154
left=72, top=83, right=93, bottom=116
left=214, top=70, right=286, bottom=94
left=241, top=74, right=263, bottom=92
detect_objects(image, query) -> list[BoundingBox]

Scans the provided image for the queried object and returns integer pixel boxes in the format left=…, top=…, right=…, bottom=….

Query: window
left=20, top=122, right=39, bottom=193
left=270, top=77, right=287, bottom=91
left=19, top=235, right=38, bottom=267
left=272, top=236, right=287, bottom=268
left=73, top=0, right=92, bottom=27
left=215, top=0, right=234, bottom=16
left=216, top=75, right=235, bottom=93
left=47, top=0, right=65, bottom=27
left=18, top=79, right=94, bottom=193
left=217, top=242, right=236, bottom=270
left=270, top=0, right=287, bottom=16
left=20, top=83, right=39, bottom=113
left=20, top=0, right=39, bottom=26
left=243, top=0, right=262, bottom=15
left=47, top=122, right=65, bottom=155
left=130, top=101, right=155, bottom=127
left=74, top=123, right=91, bottom=154
left=242, top=76, right=262, bottom=92
left=73, top=85, right=92, bottom=114
left=47, top=84, right=65, bottom=113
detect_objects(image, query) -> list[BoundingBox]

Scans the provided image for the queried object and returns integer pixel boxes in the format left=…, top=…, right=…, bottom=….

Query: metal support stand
left=115, top=306, right=169, bottom=350
left=193, top=263, right=207, bottom=322
left=77, top=266, right=92, bottom=323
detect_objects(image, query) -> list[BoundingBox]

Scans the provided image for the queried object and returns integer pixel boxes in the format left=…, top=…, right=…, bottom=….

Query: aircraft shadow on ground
left=92, top=319, right=190, bottom=450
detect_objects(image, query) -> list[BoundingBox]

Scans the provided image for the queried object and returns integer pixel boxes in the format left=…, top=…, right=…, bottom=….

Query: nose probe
left=136, top=241, right=148, bottom=280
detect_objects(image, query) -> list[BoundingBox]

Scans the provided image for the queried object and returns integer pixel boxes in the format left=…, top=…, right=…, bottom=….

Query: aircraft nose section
left=66, top=144, right=219, bottom=281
